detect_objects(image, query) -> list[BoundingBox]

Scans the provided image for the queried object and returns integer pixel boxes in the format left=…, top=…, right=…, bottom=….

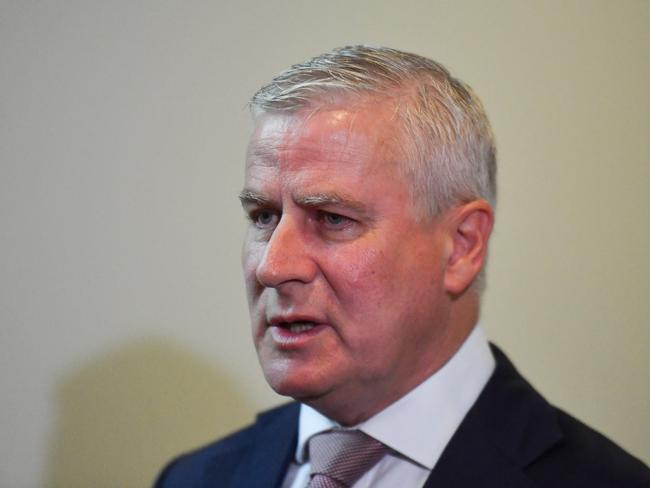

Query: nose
left=255, top=216, right=317, bottom=289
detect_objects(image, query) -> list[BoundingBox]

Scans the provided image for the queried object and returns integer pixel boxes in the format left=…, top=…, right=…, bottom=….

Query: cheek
left=327, top=236, right=441, bottom=322
left=328, top=246, right=395, bottom=306
left=242, top=239, right=263, bottom=296
left=334, top=246, right=377, bottom=282
left=242, top=232, right=260, bottom=269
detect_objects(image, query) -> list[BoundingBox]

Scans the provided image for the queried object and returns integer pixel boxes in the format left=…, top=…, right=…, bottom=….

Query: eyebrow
left=238, top=189, right=370, bottom=216
left=295, top=192, right=367, bottom=214
left=238, top=189, right=271, bottom=206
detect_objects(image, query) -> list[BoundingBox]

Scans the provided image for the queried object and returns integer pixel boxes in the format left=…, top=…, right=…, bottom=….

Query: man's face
left=241, top=103, right=454, bottom=424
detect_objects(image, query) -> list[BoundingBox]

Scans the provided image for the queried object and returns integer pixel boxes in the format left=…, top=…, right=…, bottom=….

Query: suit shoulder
left=485, top=346, right=649, bottom=486
left=153, top=422, right=258, bottom=488
left=528, top=407, right=650, bottom=486
left=153, top=402, right=299, bottom=488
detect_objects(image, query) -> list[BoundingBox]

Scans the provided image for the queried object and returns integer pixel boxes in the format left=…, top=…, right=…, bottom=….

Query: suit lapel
left=205, top=402, right=300, bottom=488
left=424, top=346, right=563, bottom=487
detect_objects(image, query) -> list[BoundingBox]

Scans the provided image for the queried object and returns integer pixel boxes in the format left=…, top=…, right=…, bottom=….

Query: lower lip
left=268, top=324, right=328, bottom=349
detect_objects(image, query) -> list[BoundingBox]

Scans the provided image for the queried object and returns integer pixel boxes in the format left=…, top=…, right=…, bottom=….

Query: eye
left=325, top=213, right=345, bottom=225
left=250, top=209, right=279, bottom=229
left=319, top=211, right=352, bottom=228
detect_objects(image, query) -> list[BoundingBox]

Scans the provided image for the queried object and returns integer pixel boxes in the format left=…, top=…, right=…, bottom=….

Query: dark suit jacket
left=154, top=346, right=650, bottom=487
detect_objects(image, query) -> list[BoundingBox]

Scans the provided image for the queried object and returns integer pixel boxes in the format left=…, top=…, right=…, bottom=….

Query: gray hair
left=250, top=45, right=497, bottom=218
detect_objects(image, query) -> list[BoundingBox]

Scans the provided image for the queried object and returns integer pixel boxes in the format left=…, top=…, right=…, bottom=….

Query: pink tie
left=307, top=429, right=389, bottom=487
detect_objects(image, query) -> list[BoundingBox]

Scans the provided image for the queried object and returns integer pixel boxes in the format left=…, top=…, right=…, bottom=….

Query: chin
left=262, top=364, right=330, bottom=401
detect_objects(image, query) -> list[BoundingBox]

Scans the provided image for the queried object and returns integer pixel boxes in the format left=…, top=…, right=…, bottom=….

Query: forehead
left=246, top=103, right=400, bottom=174
left=243, top=104, right=422, bottom=218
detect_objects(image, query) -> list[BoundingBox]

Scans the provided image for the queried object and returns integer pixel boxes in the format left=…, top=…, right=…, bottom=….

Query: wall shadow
left=44, top=339, right=255, bottom=488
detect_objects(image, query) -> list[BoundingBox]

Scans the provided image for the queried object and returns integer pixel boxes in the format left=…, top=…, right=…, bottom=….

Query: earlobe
left=443, top=200, right=494, bottom=295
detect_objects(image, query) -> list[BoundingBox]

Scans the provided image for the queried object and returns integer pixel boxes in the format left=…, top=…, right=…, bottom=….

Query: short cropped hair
left=250, top=45, right=497, bottom=218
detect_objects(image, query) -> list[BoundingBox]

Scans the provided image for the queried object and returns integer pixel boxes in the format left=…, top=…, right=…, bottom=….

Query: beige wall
left=1, top=1, right=648, bottom=486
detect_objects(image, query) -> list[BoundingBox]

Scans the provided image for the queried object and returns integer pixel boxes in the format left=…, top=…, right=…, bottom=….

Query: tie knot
left=307, top=429, right=388, bottom=487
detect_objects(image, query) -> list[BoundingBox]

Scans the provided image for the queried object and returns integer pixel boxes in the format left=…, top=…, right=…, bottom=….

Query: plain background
left=1, top=1, right=648, bottom=486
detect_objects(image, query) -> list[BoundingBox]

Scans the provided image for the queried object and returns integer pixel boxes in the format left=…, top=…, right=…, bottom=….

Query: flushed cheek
left=329, top=246, right=385, bottom=287
left=337, top=248, right=397, bottom=302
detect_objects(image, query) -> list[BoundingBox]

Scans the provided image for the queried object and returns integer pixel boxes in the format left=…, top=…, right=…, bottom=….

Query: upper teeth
left=286, top=321, right=315, bottom=333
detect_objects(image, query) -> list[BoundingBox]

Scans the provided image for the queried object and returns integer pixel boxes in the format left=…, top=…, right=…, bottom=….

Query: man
left=156, top=46, right=649, bottom=487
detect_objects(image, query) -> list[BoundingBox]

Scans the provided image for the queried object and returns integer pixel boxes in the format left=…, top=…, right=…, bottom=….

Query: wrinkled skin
left=240, top=102, right=488, bottom=424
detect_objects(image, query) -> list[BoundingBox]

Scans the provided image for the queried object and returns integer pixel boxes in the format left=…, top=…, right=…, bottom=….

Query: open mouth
left=276, top=321, right=316, bottom=333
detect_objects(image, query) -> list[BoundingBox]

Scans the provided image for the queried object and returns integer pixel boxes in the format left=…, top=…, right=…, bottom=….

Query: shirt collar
left=295, top=324, right=495, bottom=469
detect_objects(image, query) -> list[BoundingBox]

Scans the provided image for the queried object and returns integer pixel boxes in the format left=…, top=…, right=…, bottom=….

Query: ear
left=443, top=200, right=494, bottom=295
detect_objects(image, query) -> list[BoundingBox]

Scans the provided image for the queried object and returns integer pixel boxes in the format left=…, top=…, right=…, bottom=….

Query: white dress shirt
left=281, top=324, right=496, bottom=488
